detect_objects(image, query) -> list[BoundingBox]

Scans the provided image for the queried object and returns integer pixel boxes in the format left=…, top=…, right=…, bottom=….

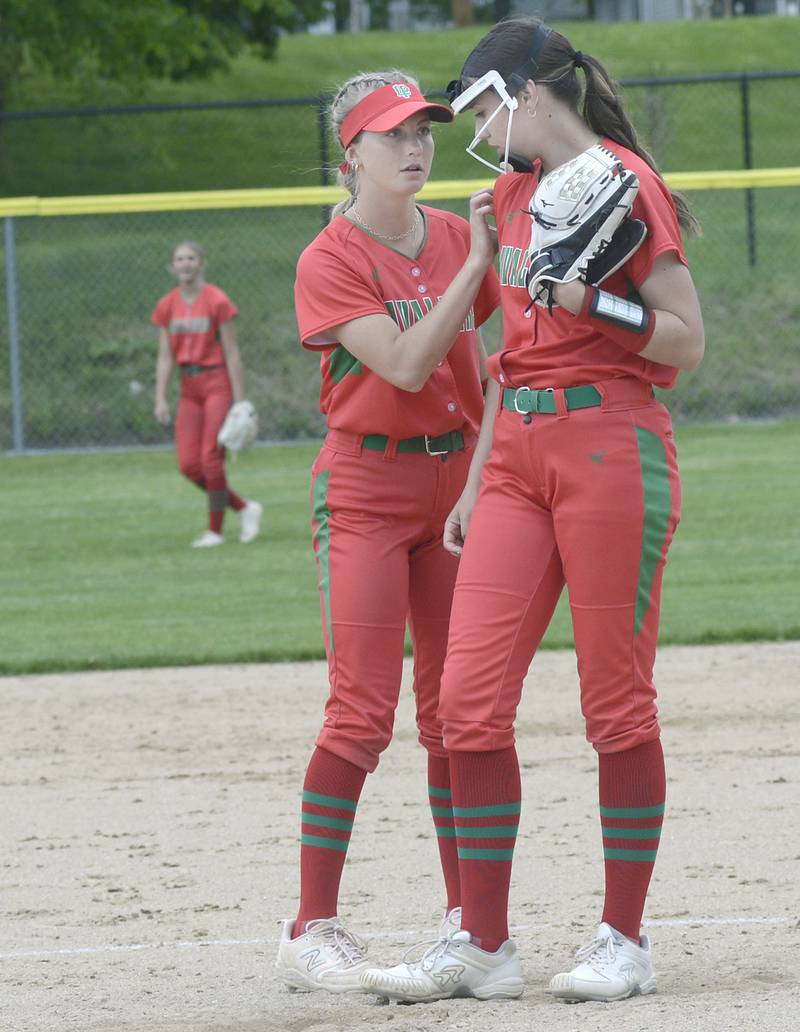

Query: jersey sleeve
left=210, top=286, right=238, bottom=325
left=625, top=167, right=688, bottom=289
left=295, top=240, right=388, bottom=350
left=151, top=293, right=172, bottom=328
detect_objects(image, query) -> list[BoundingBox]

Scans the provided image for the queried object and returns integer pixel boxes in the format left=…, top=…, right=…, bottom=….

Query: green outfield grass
left=3, top=417, right=798, bottom=676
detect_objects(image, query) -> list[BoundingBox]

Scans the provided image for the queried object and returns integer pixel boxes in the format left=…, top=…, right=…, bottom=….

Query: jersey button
left=447, top=402, right=457, bottom=412
left=411, top=267, right=421, bottom=277
left=418, top=284, right=427, bottom=293
left=523, top=308, right=532, bottom=319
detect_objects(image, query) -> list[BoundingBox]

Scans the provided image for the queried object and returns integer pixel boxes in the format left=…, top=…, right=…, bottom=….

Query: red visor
left=339, top=82, right=453, bottom=150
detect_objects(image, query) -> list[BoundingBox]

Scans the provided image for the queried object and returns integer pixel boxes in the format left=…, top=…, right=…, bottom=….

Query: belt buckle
left=424, top=434, right=448, bottom=456
left=513, top=386, right=532, bottom=414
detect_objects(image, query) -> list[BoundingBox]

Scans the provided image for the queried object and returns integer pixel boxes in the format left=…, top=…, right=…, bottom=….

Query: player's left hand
left=443, top=483, right=480, bottom=557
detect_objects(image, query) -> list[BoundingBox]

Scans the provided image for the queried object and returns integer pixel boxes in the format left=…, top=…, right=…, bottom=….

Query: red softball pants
left=175, top=367, right=231, bottom=495
left=309, top=431, right=473, bottom=773
left=439, top=377, right=682, bottom=755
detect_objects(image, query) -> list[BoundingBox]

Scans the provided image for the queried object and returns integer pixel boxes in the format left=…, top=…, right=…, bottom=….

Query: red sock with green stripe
left=450, top=747, right=521, bottom=953
left=599, top=737, right=666, bottom=941
left=428, top=754, right=460, bottom=913
left=294, top=746, right=367, bottom=935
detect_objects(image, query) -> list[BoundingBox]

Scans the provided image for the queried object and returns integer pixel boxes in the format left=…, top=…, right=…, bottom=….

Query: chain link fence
left=1, top=72, right=799, bottom=452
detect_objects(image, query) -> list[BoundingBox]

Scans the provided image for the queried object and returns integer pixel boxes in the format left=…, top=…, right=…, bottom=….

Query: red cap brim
left=339, top=82, right=453, bottom=150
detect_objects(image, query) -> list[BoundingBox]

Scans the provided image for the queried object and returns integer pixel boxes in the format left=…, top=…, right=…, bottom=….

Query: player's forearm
left=465, top=378, right=499, bottom=489
left=154, top=356, right=173, bottom=402
left=388, top=256, right=493, bottom=392
left=224, top=349, right=245, bottom=403
left=555, top=281, right=705, bottom=371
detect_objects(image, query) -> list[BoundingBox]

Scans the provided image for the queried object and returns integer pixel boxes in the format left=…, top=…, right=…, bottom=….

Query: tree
left=0, top=0, right=326, bottom=112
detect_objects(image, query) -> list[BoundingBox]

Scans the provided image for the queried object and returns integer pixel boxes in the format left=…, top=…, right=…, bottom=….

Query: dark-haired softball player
left=361, top=17, right=704, bottom=1005
left=152, top=240, right=262, bottom=548
left=274, top=71, right=500, bottom=993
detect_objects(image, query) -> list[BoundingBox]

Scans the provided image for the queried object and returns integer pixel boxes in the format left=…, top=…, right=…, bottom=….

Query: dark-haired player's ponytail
left=580, top=55, right=701, bottom=237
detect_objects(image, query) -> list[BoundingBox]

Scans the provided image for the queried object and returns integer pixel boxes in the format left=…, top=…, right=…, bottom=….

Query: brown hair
left=459, top=17, right=700, bottom=236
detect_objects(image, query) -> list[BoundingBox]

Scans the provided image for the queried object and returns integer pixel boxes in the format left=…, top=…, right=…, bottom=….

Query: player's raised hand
left=468, top=188, right=498, bottom=267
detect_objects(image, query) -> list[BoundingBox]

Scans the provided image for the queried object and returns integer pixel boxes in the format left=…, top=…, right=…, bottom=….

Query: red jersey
left=294, top=205, right=501, bottom=439
left=490, top=138, right=688, bottom=390
left=151, top=283, right=238, bottom=366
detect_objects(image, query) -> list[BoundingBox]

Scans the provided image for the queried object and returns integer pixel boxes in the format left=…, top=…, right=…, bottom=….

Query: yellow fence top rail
left=1, top=167, right=799, bottom=218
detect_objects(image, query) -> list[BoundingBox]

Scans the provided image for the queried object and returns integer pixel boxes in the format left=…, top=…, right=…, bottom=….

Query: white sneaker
left=191, top=530, right=224, bottom=548
left=275, top=918, right=371, bottom=994
left=360, top=929, right=524, bottom=1002
left=239, top=500, right=263, bottom=544
left=549, top=922, right=656, bottom=1002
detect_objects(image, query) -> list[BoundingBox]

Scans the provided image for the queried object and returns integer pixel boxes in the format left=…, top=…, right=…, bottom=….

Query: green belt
left=502, top=384, right=602, bottom=415
left=181, top=363, right=224, bottom=376
left=362, top=430, right=465, bottom=455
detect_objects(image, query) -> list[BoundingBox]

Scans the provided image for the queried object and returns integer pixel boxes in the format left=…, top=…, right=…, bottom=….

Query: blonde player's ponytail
left=328, top=70, right=422, bottom=220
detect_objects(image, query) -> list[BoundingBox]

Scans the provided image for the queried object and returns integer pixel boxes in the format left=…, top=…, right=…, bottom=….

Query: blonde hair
left=328, top=70, right=420, bottom=219
left=171, top=240, right=205, bottom=262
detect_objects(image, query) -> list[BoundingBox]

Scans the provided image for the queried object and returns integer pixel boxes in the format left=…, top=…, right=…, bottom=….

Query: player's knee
left=586, top=713, right=661, bottom=753
left=179, top=459, right=203, bottom=483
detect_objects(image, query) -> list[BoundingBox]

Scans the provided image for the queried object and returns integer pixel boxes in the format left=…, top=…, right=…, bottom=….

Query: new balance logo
left=432, top=964, right=465, bottom=988
left=300, top=948, right=326, bottom=971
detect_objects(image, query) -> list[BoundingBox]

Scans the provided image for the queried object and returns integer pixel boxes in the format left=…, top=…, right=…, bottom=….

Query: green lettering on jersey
left=499, top=245, right=532, bottom=288
left=385, top=299, right=412, bottom=331
left=409, top=299, right=426, bottom=323
left=386, top=296, right=473, bottom=333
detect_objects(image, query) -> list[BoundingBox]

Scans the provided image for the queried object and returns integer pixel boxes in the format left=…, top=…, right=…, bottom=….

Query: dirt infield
left=2, top=642, right=798, bottom=1032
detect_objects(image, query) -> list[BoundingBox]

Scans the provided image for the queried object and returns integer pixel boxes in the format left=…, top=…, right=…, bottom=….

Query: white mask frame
left=451, top=70, right=519, bottom=175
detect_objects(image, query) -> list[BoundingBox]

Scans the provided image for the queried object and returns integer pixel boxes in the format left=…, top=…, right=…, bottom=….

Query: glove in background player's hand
left=217, top=399, right=258, bottom=453
left=525, top=143, right=646, bottom=310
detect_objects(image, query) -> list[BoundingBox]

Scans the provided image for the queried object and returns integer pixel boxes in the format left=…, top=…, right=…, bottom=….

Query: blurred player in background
left=274, top=71, right=500, bottom=994
left=152, top=241, right=262, bottom=548
left=361, top=17, right=704, bottom=1005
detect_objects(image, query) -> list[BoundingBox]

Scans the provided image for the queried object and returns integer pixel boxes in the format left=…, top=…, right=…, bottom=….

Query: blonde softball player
left=361, top=19, right=704, bottom=1004
left=152, top=240, right=262, bottom=548
left=274, top=72, right=500, bottom=993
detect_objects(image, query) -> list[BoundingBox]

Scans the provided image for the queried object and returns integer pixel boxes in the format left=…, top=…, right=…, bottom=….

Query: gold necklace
left=349, top=206, right=420, bottom=241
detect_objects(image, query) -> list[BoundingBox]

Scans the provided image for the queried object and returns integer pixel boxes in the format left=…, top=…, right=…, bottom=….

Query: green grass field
left=3, top=417, right=798, bottom=676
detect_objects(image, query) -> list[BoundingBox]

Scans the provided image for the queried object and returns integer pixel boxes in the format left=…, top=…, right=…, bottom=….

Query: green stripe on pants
left=311, top=470, right=334, bottom=655
left=634, top=427, right=672, bottom=635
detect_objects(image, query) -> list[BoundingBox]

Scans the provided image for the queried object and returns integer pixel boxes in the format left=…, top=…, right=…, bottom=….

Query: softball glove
left=217, top=400, right=258, bottom=453
left=525, top=143, right=646, bottom=310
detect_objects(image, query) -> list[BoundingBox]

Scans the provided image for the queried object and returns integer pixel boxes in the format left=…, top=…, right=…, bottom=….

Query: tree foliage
left=0, top=0, right=326, bottom=109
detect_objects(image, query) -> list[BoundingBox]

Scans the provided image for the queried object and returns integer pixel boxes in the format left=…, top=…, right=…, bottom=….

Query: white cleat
left=549, top=922, right=657, bottom=1002
left=239, top=500, right=263, bottom=543
left=191, top=530, right=224, bottom=548
left=275, top=918, right=371, bottom=994
left=361, top=929, right=524, bottom=1003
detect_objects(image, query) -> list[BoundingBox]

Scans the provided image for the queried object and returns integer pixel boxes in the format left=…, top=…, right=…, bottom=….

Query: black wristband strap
left=577, top=286, right=655, bottom=355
